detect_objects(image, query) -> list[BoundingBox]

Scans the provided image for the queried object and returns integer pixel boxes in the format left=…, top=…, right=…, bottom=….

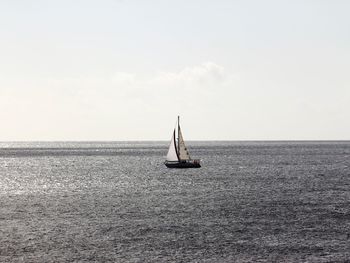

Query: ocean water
left=0, top=141, right=349, bottom=262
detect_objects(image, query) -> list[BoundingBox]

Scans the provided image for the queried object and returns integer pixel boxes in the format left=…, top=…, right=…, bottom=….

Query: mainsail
left=166, top=130, right=179, bottom=161
left=178, top=126, right=191, bottom=160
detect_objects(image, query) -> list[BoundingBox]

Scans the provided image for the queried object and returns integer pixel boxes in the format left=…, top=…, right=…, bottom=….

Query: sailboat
left=164, top=116, right=201, bottom=168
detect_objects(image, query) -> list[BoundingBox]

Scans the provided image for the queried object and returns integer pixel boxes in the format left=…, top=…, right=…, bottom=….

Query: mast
left=177, top=115, right=180, bottom=160
left=173, top=129, right=180, bottom=161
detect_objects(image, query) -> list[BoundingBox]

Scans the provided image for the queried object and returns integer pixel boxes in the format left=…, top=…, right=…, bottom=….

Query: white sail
left=178, top=126, right=191, bottom=160
left=166, top=130, right=179, bottom=161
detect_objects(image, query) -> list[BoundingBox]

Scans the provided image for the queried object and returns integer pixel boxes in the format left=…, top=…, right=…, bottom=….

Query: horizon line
left=1, top=140, right=350, bottom=142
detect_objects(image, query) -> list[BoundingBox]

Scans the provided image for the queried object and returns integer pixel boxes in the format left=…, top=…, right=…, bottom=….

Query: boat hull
left=164, top=160, right=201, bottom=169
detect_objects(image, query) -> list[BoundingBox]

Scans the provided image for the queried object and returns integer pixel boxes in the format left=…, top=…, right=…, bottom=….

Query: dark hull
left=165, top=161, right=201, bottom=169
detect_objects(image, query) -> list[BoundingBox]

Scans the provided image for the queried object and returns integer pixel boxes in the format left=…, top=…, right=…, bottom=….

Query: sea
left=0, top=141, right=349, bottom=262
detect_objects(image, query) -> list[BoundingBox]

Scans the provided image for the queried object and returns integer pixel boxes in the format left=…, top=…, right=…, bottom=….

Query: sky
left=0, top=0, right=349, bottom=140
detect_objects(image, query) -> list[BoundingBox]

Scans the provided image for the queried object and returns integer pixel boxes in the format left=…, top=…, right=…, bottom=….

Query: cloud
left=152, top=62, right=226, bottom=89
left=0, top=62, right=239, bottom=139
left=105, top=62, right=233, bottom=101
left=36, top=62, right=234, bottom=109
left=0, top=62, right=236, bottom=114
left=103, top=62, right=236, bottom=113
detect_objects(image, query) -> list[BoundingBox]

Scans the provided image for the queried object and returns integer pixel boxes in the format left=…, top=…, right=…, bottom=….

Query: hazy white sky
left=1, top=0, right=349, bottom=140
